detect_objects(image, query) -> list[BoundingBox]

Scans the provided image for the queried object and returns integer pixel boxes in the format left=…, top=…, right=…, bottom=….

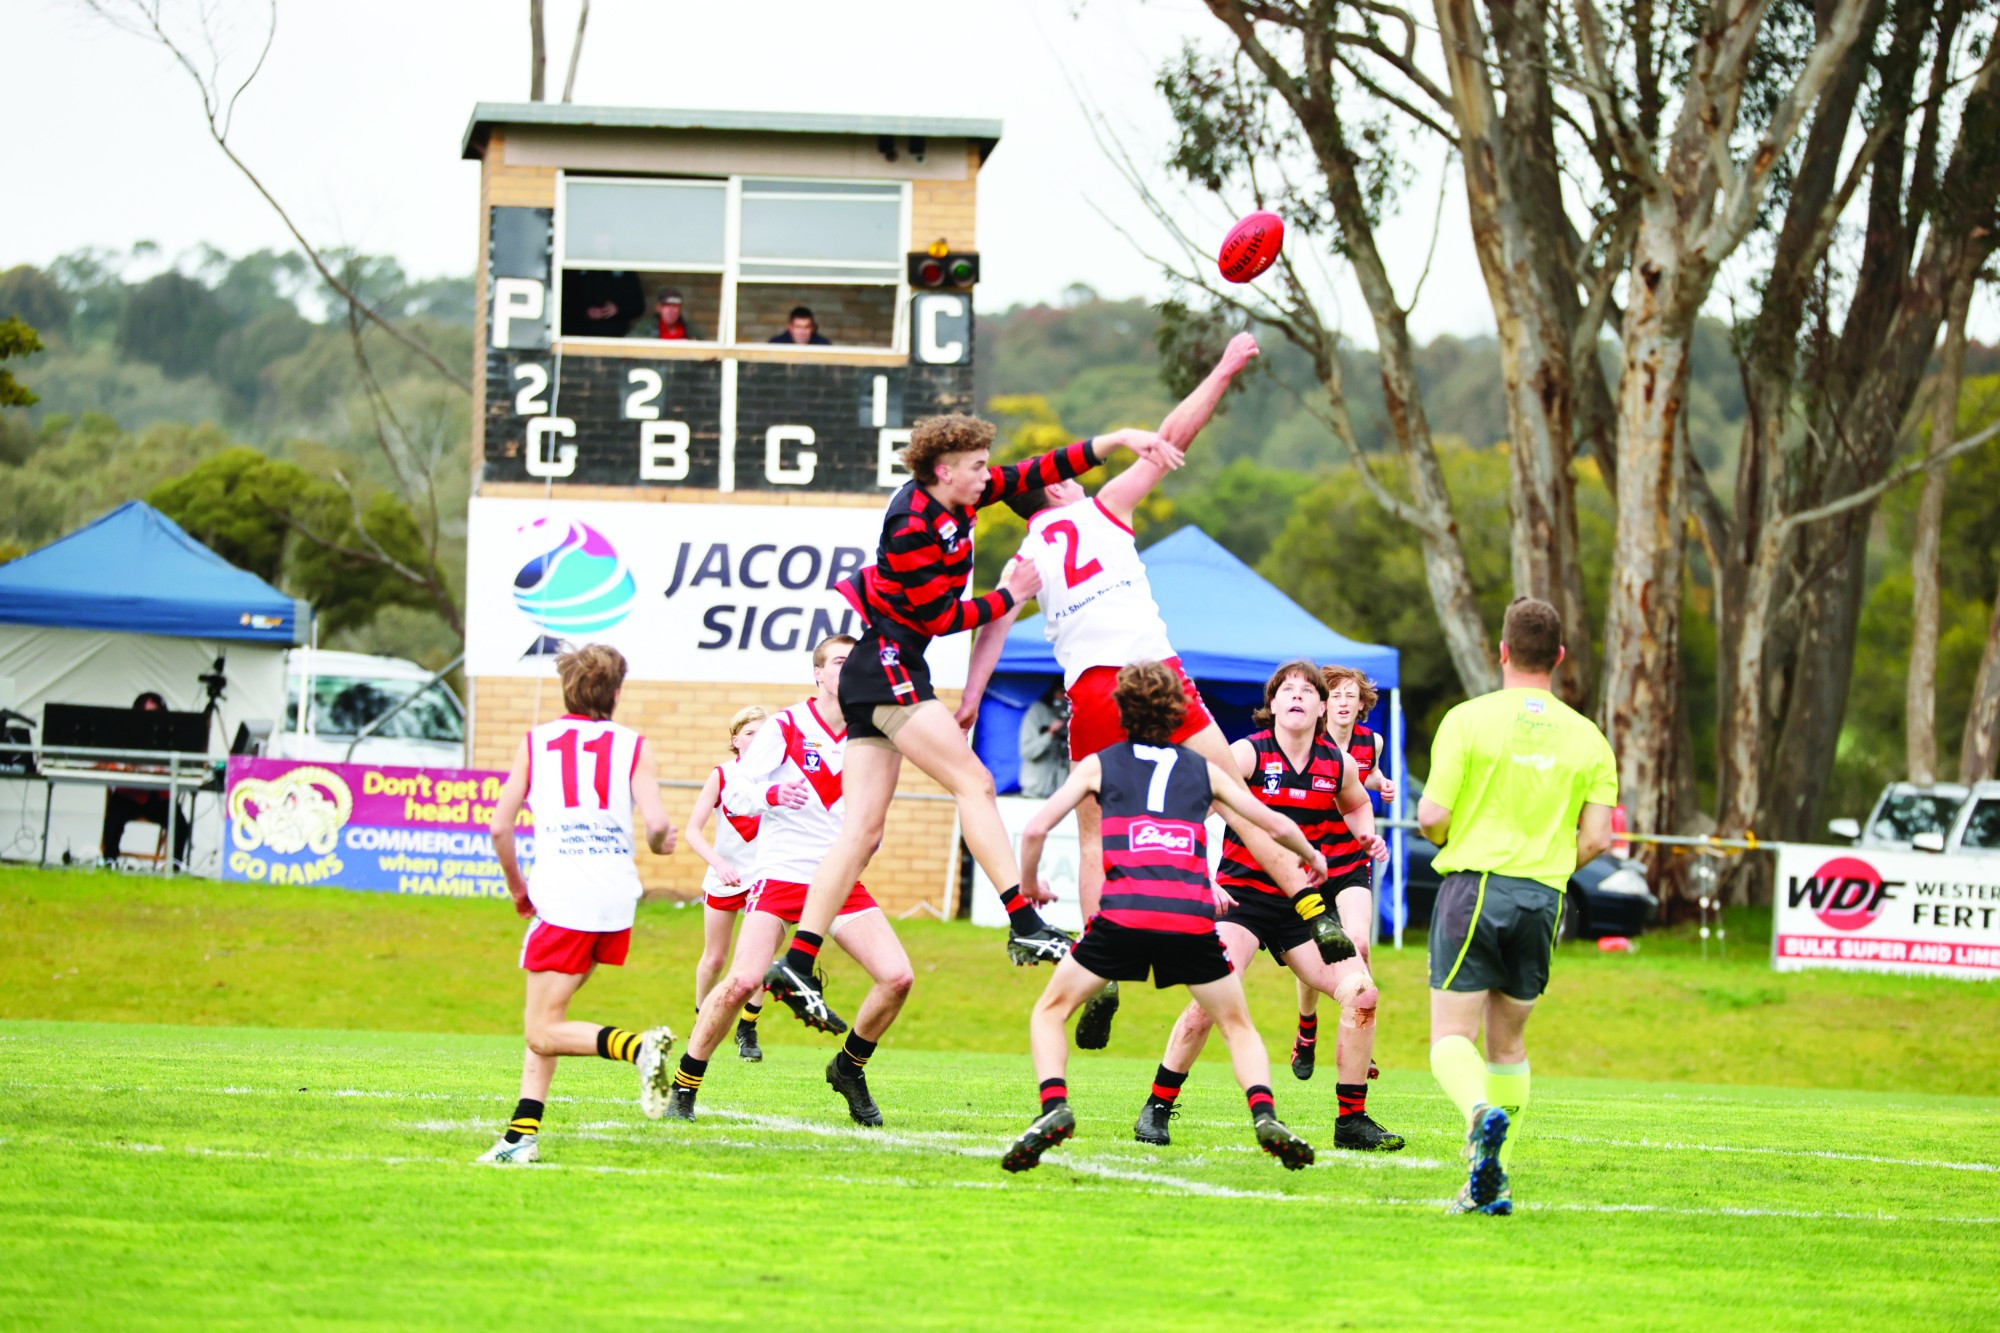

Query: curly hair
left=556, top=643, right=627, bottom=719
left=1251, top=658, right=1328, bottom=727
left=726, top=704, right=769, bottom=747
left=902, top=413, right=996, bottom=484
left=1113, top=660, right=1189, bottom=746
left=1319, top=665, right=1378, bottom=716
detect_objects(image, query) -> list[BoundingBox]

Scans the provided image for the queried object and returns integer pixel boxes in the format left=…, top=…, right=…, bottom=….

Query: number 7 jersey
left=525, top=714, right=645, bottom=932
left=1024, top=497, right=1175, bottom=687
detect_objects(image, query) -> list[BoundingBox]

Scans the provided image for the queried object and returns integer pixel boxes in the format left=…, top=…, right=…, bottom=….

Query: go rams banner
left=223, top=757, right=532, bottom=899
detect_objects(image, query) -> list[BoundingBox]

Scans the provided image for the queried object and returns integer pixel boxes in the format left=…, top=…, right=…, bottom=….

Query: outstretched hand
left=1002, top=554, right=1042, bottom=603
left=1126, top=431, right=1186, bottom=472
left=1219, top=331, right=1260, bottom=377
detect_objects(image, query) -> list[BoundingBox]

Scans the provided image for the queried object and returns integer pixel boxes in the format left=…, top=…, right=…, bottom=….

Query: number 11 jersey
left=1024, top=497, right=1174, bottom=687
left=525, top=714, right=644, bottom=932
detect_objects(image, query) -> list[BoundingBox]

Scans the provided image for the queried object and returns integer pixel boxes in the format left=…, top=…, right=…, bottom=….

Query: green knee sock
left=1485, top=1060, right=1529, bottom=1168
left=1429, top=1035, right=1488, bottom=1125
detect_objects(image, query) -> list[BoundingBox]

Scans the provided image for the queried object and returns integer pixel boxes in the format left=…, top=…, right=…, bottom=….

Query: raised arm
left=1098, top=333, right=1260, bottom=524
left=489, top=738, right=533, bottom=918
left=978, top=431, right=1185, bottom=509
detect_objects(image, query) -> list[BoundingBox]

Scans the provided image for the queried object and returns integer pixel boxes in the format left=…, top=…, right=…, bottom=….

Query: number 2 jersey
left=1023, top=497, right=1174, bottom=688
left=1097, top=740, right=1218, bottom=935
left=525, top=714, right=645, bottom=932
left=722, top=698, right=847, bottom=885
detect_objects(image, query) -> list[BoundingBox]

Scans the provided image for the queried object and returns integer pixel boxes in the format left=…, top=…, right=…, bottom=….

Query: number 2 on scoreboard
left=546, top=729, right=614, bottom=809
left=1041, top=519, right=1104, bottom=589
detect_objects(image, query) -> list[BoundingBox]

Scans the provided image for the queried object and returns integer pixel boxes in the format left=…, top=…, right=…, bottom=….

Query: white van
left=274, top=650, right=467, bottom=769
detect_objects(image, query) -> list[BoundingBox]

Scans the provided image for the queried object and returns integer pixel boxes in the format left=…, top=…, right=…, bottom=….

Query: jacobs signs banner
left=1772, top=843, right=2000, bottom=980
left=465, top=497, right=969, bottom=687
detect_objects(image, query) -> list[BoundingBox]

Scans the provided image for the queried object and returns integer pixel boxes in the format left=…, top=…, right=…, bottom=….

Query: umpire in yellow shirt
left=1417, top=597, right=1617, bottom=1216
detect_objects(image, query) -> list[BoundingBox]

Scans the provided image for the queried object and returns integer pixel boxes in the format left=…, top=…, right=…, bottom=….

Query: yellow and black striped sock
left=596, top=1026, right=642, bottom=1064
left=504, top=1097, right=543, bottom=1143
left=738, top=1001, right=763, bottom=1030
left=673, top=1053, right=708, bottom=1094
left=834, top=1032, right=878, bottom=1079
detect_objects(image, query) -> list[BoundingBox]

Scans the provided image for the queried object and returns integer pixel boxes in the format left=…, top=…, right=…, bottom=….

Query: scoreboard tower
left=460, top=104, right=1000, bottom=913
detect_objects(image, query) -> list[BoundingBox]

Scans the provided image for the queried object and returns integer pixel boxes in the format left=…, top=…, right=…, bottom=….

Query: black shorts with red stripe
left=840, top=622, right=936, bottom=739
left=1070, top=917, right=1233, bottom=989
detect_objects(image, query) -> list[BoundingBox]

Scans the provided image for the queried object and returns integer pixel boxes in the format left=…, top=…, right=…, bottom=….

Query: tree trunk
left=1599, top=209, right=1692, bottom=864
left=528, top=0, right=547, bottom=101
left=1438, top=0, right=1595, bottom=709
left=1963, top=582, right=2000, bottom=781
left=1905, top=263, right=1974, bottom=782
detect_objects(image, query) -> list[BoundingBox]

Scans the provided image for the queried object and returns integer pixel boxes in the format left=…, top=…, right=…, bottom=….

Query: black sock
left=1296, top=1012, right=1319, bottom=1044
left=1039, top=1077, right=1068, bottom=1112
left=1337, top=1082, right=1368, bottom=1117
left=596, top=1026, right=642, bottom=1063
left=998, top=885, right=1046, bottom=933
left=780, top=931, right=824, bottom=976
left=835, top=1032, right=878, bottom=1078
left=1246, top=1084, right=1276, bottom=1123
left=504, top=1097, right=544, bottom=1143
left=673, top=1053, right=708, bottom=1094
left=737, top=1003, right=763, bottom=1033
left=1150, top=1064, right=1188, bottom=1104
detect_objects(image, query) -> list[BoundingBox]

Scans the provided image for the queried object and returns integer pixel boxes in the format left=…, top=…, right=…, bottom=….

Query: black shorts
left=1428, top=871, right=1564, bottom=1000
left=841, top=624, right=937, bottom=742
left=1070, top=918, right=1233, bottom=989
left=1215, top=888, right=1313, bottom=957
left=1326, top=861, right=1375, bottom=895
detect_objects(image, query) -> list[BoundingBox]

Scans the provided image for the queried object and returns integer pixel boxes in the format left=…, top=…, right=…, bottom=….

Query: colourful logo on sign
left=1790, top=855, right=1899, bottom=931
left=512, top=519, right=637, bottom=649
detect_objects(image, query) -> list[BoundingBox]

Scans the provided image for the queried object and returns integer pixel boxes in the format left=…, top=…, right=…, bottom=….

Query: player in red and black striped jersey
left=1001, top=662, right=1327, bottom=1174
left=1134, top=659, right=1407, bottom=1153
left=764, top=415, right=1186, bottom=1032
left=1291, top=665, right=1399, bottom=1083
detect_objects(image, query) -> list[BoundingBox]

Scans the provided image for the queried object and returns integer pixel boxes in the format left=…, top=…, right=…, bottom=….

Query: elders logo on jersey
left=1311, top=775, right=1337, bottom=792
left=1129, top=819, right=1197, bottom=856
left=510, top=519, right=638, bottom=657
left=1785, top=855, right=1901, bottom=931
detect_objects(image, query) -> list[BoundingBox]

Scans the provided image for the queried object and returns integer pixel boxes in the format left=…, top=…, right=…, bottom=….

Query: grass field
left=6, top=868, right=2000, bottom=1328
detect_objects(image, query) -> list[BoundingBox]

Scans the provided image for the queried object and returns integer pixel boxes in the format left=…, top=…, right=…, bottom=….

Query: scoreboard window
left=556, top=174, right=910, bottom=351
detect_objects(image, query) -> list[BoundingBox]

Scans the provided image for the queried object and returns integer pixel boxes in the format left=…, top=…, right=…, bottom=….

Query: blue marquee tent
left=970, top=525, right=1409, bottom=935
left=0, top=502, right=309, bottom=644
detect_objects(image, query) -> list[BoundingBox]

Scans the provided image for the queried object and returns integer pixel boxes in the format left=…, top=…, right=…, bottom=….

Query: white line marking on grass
left=1526, top=1132, right=2000, bottom=1174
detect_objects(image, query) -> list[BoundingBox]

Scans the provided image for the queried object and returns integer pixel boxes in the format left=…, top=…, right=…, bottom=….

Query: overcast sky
left=2, top=0, right=1505, bottom=342
left=6, top=0, right=1991, bottom=343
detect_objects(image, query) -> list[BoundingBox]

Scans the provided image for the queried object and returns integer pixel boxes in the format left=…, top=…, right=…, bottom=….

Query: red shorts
left=519, top=919, right=630, bottom=974
left=746, top=879, right=878, bottom=924
left=704, top=888, right=751, bottom=912
left=1067, top=655, right=1214, bottom=761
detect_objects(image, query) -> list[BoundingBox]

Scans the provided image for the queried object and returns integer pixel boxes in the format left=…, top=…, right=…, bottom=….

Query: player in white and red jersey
left=1290, top=665, right=1398, bottom=1083
left=476, top=644, right=679, bottom=1165
left=682, top=704, right=771, bottom=1062
left=664, top=635, right=916, bottom=1127
left=958, top=333, right=1355, bottom=1049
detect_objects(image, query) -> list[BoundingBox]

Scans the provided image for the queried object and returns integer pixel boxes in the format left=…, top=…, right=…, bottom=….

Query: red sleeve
left=977, top=439, right=1097, bottom=507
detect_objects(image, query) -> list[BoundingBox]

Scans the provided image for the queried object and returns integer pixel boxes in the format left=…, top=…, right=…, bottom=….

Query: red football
left=1218, top=211, right=1284, bottom=284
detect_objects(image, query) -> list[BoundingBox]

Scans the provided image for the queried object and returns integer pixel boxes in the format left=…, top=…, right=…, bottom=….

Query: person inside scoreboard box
left=654, top=288, right=702, bottom=341
left=563, top=269, right=645, bottom=338
left=769, top=305, right=831, bottom=345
